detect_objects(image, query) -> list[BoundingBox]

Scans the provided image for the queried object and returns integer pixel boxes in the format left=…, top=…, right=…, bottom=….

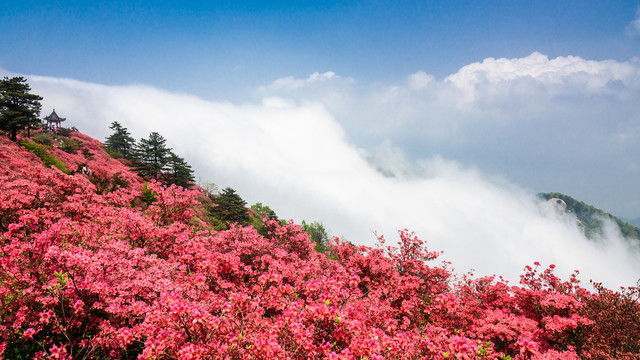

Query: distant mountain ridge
left=623, top=217, right=640, bottom=228
left=539, top=192, right=640, bottom=242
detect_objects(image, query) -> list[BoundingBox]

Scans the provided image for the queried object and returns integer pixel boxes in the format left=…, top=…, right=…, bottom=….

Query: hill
left=624, top=217, right=640, bottom=228
left=538, top=192, right=640, bottom=242
left=1, top=128, right=640, bottom=359
left=0, top=128, right=146, bottom=190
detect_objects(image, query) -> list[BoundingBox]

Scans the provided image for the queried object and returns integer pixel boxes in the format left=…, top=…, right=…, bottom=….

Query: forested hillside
left=539, top=192, right=640, bottom=242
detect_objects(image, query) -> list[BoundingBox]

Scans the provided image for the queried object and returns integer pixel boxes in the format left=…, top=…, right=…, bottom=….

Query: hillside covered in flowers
left=1, top=129, right=640, bottom=360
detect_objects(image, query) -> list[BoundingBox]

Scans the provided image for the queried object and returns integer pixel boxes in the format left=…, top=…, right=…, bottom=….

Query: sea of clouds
left=4, top=52, right=640, bottom=288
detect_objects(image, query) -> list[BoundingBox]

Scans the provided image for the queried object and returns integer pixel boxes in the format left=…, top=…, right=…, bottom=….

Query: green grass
left=21, top=141, right=71, bottom=174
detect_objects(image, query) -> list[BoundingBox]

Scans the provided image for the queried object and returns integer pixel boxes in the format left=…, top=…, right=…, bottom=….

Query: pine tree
left=208, top=187, right=250, bottom=228
left=134, top=132, right=171, bottom=181
left=0, top=77, right=43, bottom=141
left=105, top=121, right=136, bottom=159
left=164, top=151, right=195, bottom=188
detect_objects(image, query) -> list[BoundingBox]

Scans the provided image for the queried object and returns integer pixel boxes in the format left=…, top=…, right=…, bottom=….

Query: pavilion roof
left=44, top=109, right=66, bottom=122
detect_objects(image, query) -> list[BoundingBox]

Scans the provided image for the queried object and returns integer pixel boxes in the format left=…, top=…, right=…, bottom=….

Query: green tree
left=134, top=132, right=171, bottom=181
left=208, top=187, right=250, bottom=229
left=163, top=151, right=195, bottom=188
left=0, top=77, right=43, bottom=141
left=249, top=202, right=286, bottom=237
left=105, top=121, right=136, bottom=159
left=251, top=202, right=279, bottom=221
left=301, top=220, right=331, bottom=253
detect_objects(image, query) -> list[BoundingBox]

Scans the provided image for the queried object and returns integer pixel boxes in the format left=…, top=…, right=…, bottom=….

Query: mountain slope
left=1, top=129, right=640, bottom=359
left=0, top=129, right=144, bottom=191
left=624, top=217, right=640, bottom=228
left=539, top=192, right=640, bottom=242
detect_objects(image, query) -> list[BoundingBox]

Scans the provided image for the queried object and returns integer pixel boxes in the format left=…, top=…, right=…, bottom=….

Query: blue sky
left=2, top=1, right=639, bottom=99
left=2, top=1, right=640, bottom=285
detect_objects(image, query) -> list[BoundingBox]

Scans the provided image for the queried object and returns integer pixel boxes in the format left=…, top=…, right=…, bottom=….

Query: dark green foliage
left=617, top=221, right=640, bottom=242
left=56, top=127, right=72, bottom=137
left=112, top=172, right=129, bottom=189
left=208, top=187, right=250, bottom=230
left=58, top=137, right=82, bottom=153
left=129, top=130, right=195, bottom=188
left=108, top=123, right=196, bottom=188
left=21, top=141, right=71, bottom=174
left=0, top=77, right=43, bottom=141
left=90, top=174, right=111, bottom=193
left=133, top=132, right=171, bottom=181
left=106, top=148, right=124, bottom=159
left=33, top=133, right=52, bottom=146
left=105, top=121, right=136, bottom=159
left=81, top=148, right=95, bottom=160
left=2, top=340, right=41, bottom=360
left=208, top=217, right=229, bottom=232
left=141, top=183, right=157, bottom=205
left=163, top=152, right=195, bottom=188
left=302, top=220, right=331, bottom=253
left=539, top=192, right=640, bottom=241
left=90, top=172, right=130, bottom=194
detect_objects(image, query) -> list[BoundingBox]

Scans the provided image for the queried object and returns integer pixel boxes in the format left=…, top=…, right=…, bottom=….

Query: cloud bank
left=4, top=52, right=640, bottom=288
left=258, top=52, right=640, bottom=218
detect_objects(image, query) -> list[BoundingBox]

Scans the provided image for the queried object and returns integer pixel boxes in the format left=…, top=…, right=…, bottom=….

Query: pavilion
left=43, top=109, right=66, bottom=131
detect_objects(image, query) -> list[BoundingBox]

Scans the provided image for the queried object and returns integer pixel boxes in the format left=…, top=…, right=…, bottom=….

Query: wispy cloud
left=259, top=71, right=353, bottom=92
left=10, top=59, right=639, bottom=288
left=627, top=6, right=640, bottom=37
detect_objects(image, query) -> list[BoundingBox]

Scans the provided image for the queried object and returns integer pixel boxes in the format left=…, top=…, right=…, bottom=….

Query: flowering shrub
left=1, top=130, right=639, bottom=359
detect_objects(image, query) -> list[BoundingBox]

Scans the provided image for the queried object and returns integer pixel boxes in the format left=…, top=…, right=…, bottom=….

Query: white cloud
left=257, top=54, right=640, bottom=150
left=627, top=6, right=640, bottom=37
left=259, top=71, right=351, bottom=92
left=9, top=68, right=640, bottom=289
left=407, top=71, right=435, bottom=90
left=443, top=52, right=640, bottom=103
left=262, top=96, right=296, bottom=108
left=258, top=54, right=640, bottom=220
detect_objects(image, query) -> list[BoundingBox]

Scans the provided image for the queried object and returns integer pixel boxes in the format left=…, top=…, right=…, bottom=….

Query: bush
left=33, top=133, right=53, bottom=146
left=89, top=172, right=130, bottom=194
left=20, top=141, right=71, bottom=174
left=58, top=137, right=82, bottom=153
left=81, top=148, right=95, bottom=160
left=106, top=147, right=124, bottom=159
left=56, top=127, right=73, bottom=137
left=1, top=167, right=639, bottom=359
left=141, top=183, right=157, bottom=205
